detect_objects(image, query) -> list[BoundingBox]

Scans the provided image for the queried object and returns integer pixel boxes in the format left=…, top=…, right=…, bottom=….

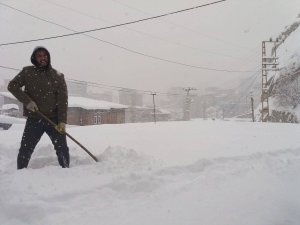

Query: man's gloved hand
left=55, top=122, right=66, bottom=134
left=26, top=101, right=39, bottom=112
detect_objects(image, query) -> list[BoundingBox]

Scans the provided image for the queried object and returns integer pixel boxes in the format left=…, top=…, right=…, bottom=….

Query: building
left=66, top=80, right=88, bottom=97
left=119, top=89, right=143, bottom=107
left=125, top=106, right=171, bottom=123
left=0, top=92, right=128, bottom=126
left=68, top=96, right=127, bottom=125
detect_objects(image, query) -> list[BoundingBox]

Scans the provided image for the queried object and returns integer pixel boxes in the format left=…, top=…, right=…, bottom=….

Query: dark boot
left=17, top=154, right=30, bottom=169
left=57, top=151, right=70, bottom=168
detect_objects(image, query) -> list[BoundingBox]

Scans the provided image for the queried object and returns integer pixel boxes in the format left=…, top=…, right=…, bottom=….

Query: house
left=68, top=96, right=128, bottom=125
left=0, top=92, right=128, bottom=126
left=66, top=80, right=88, bottom=97
left=119, top=89, right=143, bottom=107
left=125, top=106, right=171, bottom=123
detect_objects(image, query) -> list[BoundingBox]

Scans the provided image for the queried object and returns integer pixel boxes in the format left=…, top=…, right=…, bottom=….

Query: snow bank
left=0, top=115, right=25, bottom=124
left=0, top=120, right=299, bottom=225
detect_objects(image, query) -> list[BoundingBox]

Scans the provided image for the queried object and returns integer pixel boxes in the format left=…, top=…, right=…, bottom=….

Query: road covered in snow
left=0, top=120, right=299, bottom=225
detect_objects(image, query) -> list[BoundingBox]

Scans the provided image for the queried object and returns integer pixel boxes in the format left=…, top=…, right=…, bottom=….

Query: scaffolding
left=261, top=40, right=279, bottom=122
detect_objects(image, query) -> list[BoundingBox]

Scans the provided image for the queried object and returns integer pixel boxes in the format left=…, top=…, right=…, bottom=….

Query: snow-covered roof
left=0, top=92, right=128, bottom=110
left=69, top=96, right=128, bottom=110
left=1, top=104, right=19, bottom=110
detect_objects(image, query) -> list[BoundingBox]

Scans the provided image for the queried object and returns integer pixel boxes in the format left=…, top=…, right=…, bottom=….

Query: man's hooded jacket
left=8, top=47, right=68, bottom=123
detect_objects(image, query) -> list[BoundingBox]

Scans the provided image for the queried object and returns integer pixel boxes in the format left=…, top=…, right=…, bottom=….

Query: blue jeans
left=17, top=117, right=69, bottom=169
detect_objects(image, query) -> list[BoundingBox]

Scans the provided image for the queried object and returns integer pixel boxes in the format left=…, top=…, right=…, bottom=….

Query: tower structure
left=261, top=40, right=279, bottom=122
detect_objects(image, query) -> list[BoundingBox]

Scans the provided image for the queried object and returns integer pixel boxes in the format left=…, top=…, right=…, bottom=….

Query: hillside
left=269, top=16, right=300, bottom=122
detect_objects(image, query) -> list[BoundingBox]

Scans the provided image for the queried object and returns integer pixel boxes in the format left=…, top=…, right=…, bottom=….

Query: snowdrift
left=0, top=120, right=300, bottom=225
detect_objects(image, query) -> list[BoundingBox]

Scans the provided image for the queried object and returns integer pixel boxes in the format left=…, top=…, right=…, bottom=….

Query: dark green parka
left=8, top=47, right=68, bottom=123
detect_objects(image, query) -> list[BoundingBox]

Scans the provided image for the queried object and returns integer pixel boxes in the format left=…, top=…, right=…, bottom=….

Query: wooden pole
left=151, top=93, right=156, bottom=123
left=36, top=111, right=99, bottom=162
left=251, top=97, right=255, bottom=122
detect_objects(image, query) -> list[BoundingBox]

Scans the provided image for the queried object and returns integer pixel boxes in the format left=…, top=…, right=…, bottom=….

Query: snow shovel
left=36, top=111, right=99, bottom=162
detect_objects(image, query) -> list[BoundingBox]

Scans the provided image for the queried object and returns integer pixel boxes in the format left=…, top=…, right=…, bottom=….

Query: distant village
left=0, top=78, right=257, bottom=126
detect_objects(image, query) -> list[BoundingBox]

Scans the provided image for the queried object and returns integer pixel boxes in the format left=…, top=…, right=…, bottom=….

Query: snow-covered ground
left=0, top=120, right=300, bottom=225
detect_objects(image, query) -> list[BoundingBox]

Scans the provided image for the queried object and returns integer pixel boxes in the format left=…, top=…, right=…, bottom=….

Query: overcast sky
left=0, top=0, right=299, bottom=93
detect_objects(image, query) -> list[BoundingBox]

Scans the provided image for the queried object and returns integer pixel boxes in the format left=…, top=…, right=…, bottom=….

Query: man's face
left=35, top=50, right=49, bottom=67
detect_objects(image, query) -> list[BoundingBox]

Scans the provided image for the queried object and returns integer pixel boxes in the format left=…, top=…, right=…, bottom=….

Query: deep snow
left=0, top=119, right=300, bottom=225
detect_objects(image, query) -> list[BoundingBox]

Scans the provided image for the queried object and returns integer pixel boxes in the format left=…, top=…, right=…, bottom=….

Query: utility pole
left=183, top=87, right=196, bottom=121
left=250, top=91, right=255, bottom=122
left=151, top=92, right=156, bottom=123
left=261, top=39, right=279, bottom=122
left=222, top=107, right=225, bottom=120
left=202, top=95, right=206, bottom=119
left=251, top=97, right=255, bottom=122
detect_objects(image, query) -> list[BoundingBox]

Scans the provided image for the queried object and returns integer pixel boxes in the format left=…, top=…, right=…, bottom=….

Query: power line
left=0, top=0, right=226, bottom=46
left=0, top=65, right=20, bottom=71
left=0, top=4, right=256, bottom=73
left=37, top=0, right=243, bottom=61
left=68, top=78, right=152, bottom=94
left=110, top=0, right=252, bottom=51
left=1, top=63, right=261, bottom=98
left=69, top=78, right=187, bottom=96
left=0, top=1, right=259, bottom=73
left=0, top=63, right=260, bottom=99
left=0, top=65, right=184, bottom=96
left=0, top=63, right=262, bottom=105
left=0, top=2, right=72, bottom=31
